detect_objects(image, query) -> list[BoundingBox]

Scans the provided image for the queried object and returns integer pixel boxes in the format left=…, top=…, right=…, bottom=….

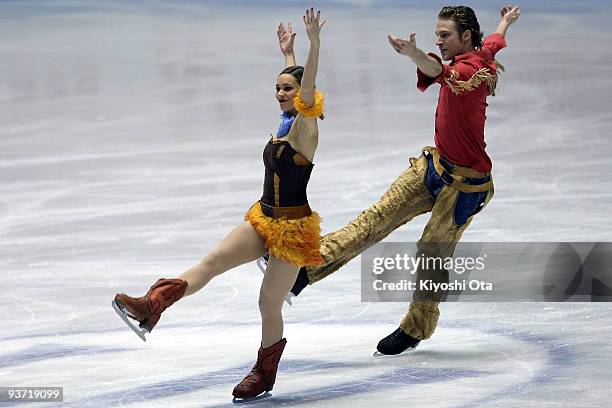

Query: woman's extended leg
left=113, top=221, right=266, bottom=337
left=180, top=221, right=267, bottom=296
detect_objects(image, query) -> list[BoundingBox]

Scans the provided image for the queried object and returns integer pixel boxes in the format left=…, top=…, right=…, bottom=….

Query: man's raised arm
left=388, top=32, right=442, bottom=79
left=495, top=5, right=521, bottom=37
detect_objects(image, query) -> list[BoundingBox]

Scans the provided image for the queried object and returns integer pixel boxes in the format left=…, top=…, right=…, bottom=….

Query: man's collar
left=451, top=48, right=477, bottom=64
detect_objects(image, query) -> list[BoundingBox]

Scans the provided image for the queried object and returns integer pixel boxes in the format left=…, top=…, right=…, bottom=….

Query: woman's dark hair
left=279, top=65, right=304, bottom=85
left=438, top=6, right=483, bottom=49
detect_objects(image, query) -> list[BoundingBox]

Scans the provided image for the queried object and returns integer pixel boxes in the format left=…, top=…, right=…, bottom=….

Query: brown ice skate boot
left=232, top=338, right=287, bottom=402
left=112, top=278, right=187, bottom=341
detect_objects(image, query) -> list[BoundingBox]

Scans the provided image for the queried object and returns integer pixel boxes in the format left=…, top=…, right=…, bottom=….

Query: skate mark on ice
left=52, top=359, right=359, bottom=407
left=207, top=366, right=491, bottom=408
left=0, top=343, right=135, bottom=369
left=1, top=300, right=35, bottom=327
left=449, top=326, right=574, bottom=408
left=51, top=358, right=491, bottom=407
left=46, top=326, right=569, bottom=407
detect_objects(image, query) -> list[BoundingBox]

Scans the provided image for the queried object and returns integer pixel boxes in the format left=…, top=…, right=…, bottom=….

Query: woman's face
left=276, top=74, right=300, bottom=112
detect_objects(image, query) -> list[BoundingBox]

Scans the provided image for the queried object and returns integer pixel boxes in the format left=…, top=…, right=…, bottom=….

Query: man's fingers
left=389, top=34, right=408, bottom=43
left=387, top=35, right=400, bottom=50
left=389, top=41, right=401, bottom=53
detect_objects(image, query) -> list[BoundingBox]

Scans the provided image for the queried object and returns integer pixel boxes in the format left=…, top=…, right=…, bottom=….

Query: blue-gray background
left=1, top=1, right=611, bottom=407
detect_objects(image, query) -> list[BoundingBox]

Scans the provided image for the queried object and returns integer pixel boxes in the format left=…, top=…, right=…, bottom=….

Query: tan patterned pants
left=306, top=148, right=493, bottom=340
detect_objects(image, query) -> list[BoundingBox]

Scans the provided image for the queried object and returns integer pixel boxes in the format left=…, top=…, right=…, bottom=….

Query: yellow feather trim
left=293, top=89, right=325, bottom=118
left=444, top=67, right=500, bottom=96
left=245, top=201, right=323, bottom=266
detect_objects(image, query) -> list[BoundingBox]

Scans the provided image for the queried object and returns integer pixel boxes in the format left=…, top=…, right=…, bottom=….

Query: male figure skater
left=263, top=5, right=521, bottom=354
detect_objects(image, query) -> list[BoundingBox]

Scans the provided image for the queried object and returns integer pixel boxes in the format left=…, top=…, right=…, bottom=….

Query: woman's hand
left=303, top=8, right=325, bottom=44
left=277, top=22, right=296, bottom=56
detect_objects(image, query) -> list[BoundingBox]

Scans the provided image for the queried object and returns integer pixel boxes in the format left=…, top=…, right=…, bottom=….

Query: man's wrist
left=409, top=48, right=428, bottom=64
left=496, top=21, right=509, bottom=35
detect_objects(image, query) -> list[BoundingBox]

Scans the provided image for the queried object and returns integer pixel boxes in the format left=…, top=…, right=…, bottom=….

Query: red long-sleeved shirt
left=417, top=33, right=506, bottom=173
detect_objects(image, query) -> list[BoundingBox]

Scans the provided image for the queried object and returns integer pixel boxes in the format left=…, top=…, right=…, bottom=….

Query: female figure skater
left=112, top=8, right=326, bottom=402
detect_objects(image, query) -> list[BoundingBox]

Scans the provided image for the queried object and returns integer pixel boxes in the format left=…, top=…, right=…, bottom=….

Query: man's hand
left=388, top=33, right=418, bottom=58
left=388, top=32, right=441, bottom=78
left=277, top=22, right=296, bottom=56
left=500, top=5, right=521, bottom=26
left=496, top=5, right=520, bottom=36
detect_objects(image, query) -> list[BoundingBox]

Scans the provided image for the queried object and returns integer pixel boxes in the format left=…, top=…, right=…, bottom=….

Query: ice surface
left=1, top=1, right=611, bottom=407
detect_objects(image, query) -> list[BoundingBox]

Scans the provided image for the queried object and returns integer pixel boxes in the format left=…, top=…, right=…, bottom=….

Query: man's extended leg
left=376, top=177, right=493, bottom=354
left=375, top=185, right=474, bottom=354
left=306, top=153, right=434, bottom=284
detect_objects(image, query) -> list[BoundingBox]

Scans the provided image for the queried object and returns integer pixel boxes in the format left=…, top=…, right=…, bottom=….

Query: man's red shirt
left=417, top=33, right=506, bottom=173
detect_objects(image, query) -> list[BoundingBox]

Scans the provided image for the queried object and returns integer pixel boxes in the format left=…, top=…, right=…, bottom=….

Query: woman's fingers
left=304, top=8, right=324, bottom=30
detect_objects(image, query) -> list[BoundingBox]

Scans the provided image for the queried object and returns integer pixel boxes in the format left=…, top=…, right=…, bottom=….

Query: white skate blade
left=257, top=257, right=293, bottom=306
left=373, top=347, right=418, bottom=357
left=256, top=257, right=267, bottom=274
left=232, top=391, right=271, bottom=404
left=112, top=300, right=148, bottom=342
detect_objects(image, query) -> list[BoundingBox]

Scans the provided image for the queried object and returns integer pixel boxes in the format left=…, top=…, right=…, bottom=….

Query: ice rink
left=1, top=1, right=612, bottom=406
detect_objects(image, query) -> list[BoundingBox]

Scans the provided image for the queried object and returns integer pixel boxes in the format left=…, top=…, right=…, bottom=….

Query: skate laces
left=385, top=328, right=405, bottom=345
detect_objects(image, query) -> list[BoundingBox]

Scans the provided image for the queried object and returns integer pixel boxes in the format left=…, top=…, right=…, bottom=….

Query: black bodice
left=260, top=139, right=314, bottom=207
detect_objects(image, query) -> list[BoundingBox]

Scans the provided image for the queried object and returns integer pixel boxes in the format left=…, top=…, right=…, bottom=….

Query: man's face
left=435, top=19, right=471, bottom=61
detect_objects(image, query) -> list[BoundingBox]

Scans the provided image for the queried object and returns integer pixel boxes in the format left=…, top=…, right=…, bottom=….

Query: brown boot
left=114, top=278, right=187, bottom=333
left=232, top=338, right=287, bottom=400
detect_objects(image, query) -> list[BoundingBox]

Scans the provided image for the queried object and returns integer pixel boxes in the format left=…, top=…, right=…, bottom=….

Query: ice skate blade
left=232, top=391, right=271, bottom=404
left=373, top=348, right=418, bottom=357
left=112, top=300, right=148, bottom=342
left=256, top=257, right=267, bottom=274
